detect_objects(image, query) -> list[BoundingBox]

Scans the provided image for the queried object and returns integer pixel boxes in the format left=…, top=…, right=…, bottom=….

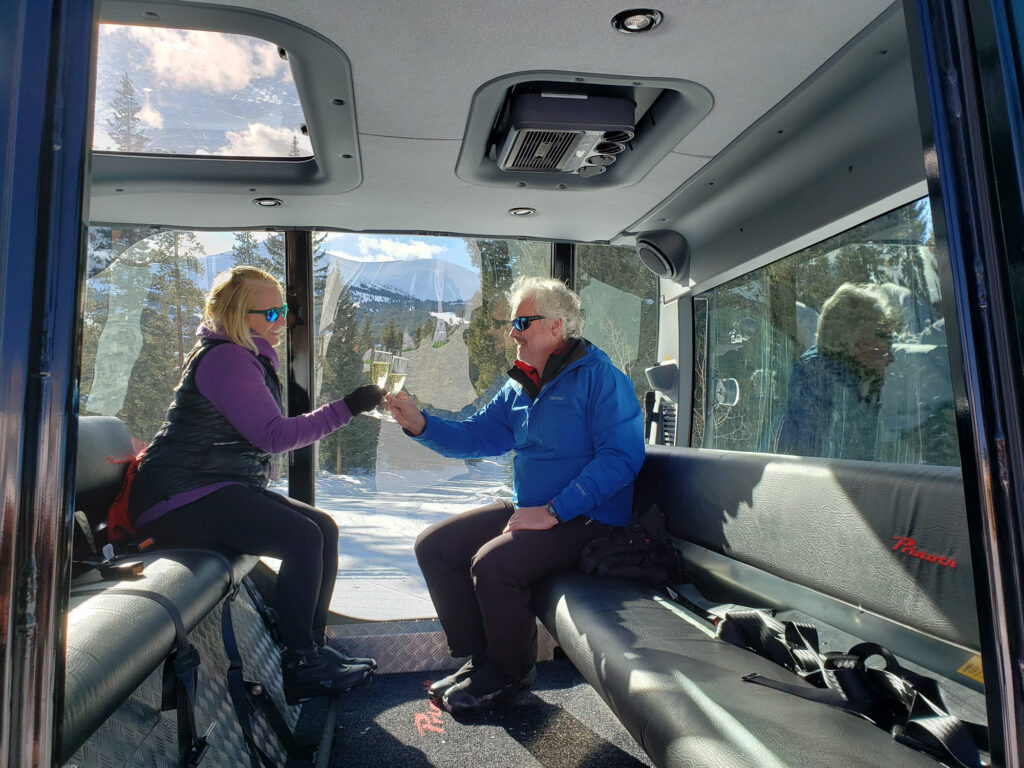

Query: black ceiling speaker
left=636, top=230, right=689, bottom=282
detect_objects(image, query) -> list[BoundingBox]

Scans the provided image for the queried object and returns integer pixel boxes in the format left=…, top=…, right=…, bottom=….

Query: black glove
left=343, top=385, right=386, bottom=415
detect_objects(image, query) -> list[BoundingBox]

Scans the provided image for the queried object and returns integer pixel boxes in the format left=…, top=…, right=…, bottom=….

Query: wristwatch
left=545, top=502, right=560, bottom=523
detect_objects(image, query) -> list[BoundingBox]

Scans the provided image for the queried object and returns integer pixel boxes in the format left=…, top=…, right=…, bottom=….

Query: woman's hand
left=343, top=385, right=386, bottom=416
left=503, top=505, right=558, bottom=533
left=385, top=391, right=426, bottom=435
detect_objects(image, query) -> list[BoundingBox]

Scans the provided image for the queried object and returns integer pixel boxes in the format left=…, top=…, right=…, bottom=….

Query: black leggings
left=138, top=485, right=338, bottom=651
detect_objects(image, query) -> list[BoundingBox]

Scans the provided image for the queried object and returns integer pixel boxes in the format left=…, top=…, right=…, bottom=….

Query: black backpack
left=579, top=504, right=685, bottom=587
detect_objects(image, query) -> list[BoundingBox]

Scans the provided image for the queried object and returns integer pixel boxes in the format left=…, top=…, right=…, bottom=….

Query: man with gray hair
left=387, top=276, right=645, bottom=714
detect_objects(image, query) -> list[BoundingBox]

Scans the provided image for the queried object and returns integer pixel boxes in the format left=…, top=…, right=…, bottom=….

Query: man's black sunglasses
left=510, top=315, right=545, bottom=331
left=249, top=304, right=288, bottom=323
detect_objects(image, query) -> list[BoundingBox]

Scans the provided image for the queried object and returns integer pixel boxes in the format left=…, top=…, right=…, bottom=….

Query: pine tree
left=464, top=239, right=516, bottom=395
left=317, top=286, right=379, bottom=473
left=232, top=231, right=280, bottom=276
left=116, top=232, right=206, bottom=439
left=262, top=233, right=287, bottom=281
left=382, top=318, right=402, bottom=353
left=356, top=314, right=374, bottom=355
left=107, top=73, right=149, bottom=152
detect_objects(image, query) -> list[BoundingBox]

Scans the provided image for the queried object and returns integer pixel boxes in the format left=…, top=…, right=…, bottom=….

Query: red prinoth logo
left=892, top=536, right=957, bottom=568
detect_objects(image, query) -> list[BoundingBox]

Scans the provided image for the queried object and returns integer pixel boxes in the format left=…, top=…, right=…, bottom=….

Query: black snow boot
left=281, top=645, right=373, bottom=704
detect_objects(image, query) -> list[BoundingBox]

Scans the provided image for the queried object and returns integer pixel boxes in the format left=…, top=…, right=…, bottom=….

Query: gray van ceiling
left=90, top=0, right=916, bottom=271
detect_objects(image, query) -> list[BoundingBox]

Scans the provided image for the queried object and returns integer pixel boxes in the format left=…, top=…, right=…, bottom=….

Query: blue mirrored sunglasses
left=509, top=315, right=545, bottom=331
left=248, top=304, right=288, bottom=323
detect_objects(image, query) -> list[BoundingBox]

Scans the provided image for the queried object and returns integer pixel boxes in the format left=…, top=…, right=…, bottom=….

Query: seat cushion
left=535, top=571, right=943, bottom=768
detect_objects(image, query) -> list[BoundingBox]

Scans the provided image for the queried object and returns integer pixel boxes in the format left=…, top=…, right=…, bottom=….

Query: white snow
left=268, top=434, right=513, bottom=621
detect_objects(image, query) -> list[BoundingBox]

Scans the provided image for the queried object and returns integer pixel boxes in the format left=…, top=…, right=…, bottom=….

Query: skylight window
left=93, top=24, right=313, bottom=158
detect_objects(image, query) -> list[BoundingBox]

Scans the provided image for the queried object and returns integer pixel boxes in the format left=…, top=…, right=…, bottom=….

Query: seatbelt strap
left=220, top=582, right=314, bottom=763
left=72, top=587, right=210, bottom=766
left=719, top=609, right=987, bottom=768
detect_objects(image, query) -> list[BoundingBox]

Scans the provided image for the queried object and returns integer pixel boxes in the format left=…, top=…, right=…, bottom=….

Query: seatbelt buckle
left=174, top=645, right=201, bottom=675
left=99, top=560, right=144, bottom=580
left=226, top=580, right=241, bottom=602
left=188, top=737, right=210, bottom=765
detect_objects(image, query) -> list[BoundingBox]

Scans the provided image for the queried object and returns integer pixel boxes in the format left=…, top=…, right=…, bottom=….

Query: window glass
left=81, top=232, right=655, bottom=622
left=575, top=244, right=660, bottom=404
left=82, top=228, right=288, bottom=447
left=692, top=198, right=960, bottom=466
left=310, top=236, right=655, bottom=619
left=93, top=24, right=312, bottom=157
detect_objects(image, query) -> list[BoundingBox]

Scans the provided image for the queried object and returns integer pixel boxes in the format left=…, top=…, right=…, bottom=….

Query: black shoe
left=318, top=634, right=378, bottom=670
left=441, top=662, right=536, bottom=714
left=281, top=646, right=373, bottom=705
left=427, top=656, right=481, bottom=706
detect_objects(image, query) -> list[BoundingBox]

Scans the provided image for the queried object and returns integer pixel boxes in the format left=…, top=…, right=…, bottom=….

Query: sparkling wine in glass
left=370, top=354, right=409, bottom=421
left=385, top=356, right=409, bottom=397
left=366, top=350, right=393, bottom=419
left=369, top=349, right=392, bottom=389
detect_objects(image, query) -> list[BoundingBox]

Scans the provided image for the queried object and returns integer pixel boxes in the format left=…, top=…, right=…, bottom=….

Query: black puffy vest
left=129, top=338, right=283, bottom=520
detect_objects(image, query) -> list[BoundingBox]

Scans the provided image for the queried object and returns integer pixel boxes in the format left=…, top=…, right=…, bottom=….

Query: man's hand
left=385, top=391, right=426, bottom=435
left=503, top=505, right=558, bottom=533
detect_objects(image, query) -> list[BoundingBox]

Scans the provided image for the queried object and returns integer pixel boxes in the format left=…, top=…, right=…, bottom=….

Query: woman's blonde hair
left=204, top=266, right=281, bottom=353
left=507, top=276, right=584, bottom=340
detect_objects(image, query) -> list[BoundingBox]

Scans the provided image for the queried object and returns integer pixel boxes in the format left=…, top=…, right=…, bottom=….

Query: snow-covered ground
left=270, top=419, right=513, bottom=621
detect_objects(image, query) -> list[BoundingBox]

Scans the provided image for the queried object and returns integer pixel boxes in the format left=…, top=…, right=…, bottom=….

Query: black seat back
left=74, top=415, right=135, bottom=539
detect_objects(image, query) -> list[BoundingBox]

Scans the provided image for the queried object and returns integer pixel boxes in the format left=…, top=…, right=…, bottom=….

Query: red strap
left=106, top=449, right=145, bottom=542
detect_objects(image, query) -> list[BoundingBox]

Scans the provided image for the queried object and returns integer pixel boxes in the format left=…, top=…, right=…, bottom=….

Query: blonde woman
left=127, top=266, right=383, bottom=703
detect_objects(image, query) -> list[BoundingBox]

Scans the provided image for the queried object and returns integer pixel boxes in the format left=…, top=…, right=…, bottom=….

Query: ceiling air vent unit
left=496, top=92, right=635, bottom=175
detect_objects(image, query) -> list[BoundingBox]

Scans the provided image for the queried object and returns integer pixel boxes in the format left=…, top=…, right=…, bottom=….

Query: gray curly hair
left=507, top=276, right=584, bottom=340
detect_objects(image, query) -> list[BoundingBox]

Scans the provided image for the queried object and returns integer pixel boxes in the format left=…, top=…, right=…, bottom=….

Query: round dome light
left=612, top=9, right=663, bottom=34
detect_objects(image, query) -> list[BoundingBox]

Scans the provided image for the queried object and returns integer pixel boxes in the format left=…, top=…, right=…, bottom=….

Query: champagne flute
left=369, top=349, right=392, bottom=389
left=369, top=355, right=409, bottom=421
left=385, top=356, right=409, bottom=398
left=366, top=350, right=392, bottom=419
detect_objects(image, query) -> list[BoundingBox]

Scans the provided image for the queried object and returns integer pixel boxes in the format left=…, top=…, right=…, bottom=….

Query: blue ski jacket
left=413, top=341, right=645, bottom=526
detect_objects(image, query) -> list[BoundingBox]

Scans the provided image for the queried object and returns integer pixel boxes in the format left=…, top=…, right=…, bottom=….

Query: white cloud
left=138, top=100, right=164, bottom=130
left=216, top=123, right=306, bottom=156
left=125, top=26, right=285, bottom=93
left=356, top=236, right=445, bottom=261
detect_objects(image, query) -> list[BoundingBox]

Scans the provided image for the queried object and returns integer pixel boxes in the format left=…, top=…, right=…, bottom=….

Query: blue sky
left=194, top=231, right=478, bottom=273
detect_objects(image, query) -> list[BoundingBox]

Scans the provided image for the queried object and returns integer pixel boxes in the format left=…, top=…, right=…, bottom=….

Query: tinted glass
left=692, top=198, right=959, bottom=466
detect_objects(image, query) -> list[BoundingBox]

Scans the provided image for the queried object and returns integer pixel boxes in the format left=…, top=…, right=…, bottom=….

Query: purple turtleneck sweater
left=134, top=325, right=353, bottom=527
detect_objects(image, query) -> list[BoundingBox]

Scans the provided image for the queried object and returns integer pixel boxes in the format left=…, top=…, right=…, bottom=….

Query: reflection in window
left=93, top=24, right=312, bottom=157
left=82, top=228, right=288, bottom=448
left=575, top=244, right=660, bottom=404
left=692, top=199, right=960, bottom=466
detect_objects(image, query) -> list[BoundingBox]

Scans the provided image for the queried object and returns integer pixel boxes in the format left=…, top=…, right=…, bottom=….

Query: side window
left=575, top=244, right=660, bottom=406
left=692, top=198, right=960, bottom=466
left=82, top=228, right=285, bottom=449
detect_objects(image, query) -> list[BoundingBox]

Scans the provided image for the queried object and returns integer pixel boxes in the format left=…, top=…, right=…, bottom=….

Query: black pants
left=414, top=500, right=609, bottom=677
left=138, top=485, right=338, bottom=651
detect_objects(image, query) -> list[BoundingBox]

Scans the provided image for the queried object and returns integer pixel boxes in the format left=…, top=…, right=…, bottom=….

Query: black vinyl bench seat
left=63, top=416, right=259, bottom=762
left=536, top=445, right=982, bottom=768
